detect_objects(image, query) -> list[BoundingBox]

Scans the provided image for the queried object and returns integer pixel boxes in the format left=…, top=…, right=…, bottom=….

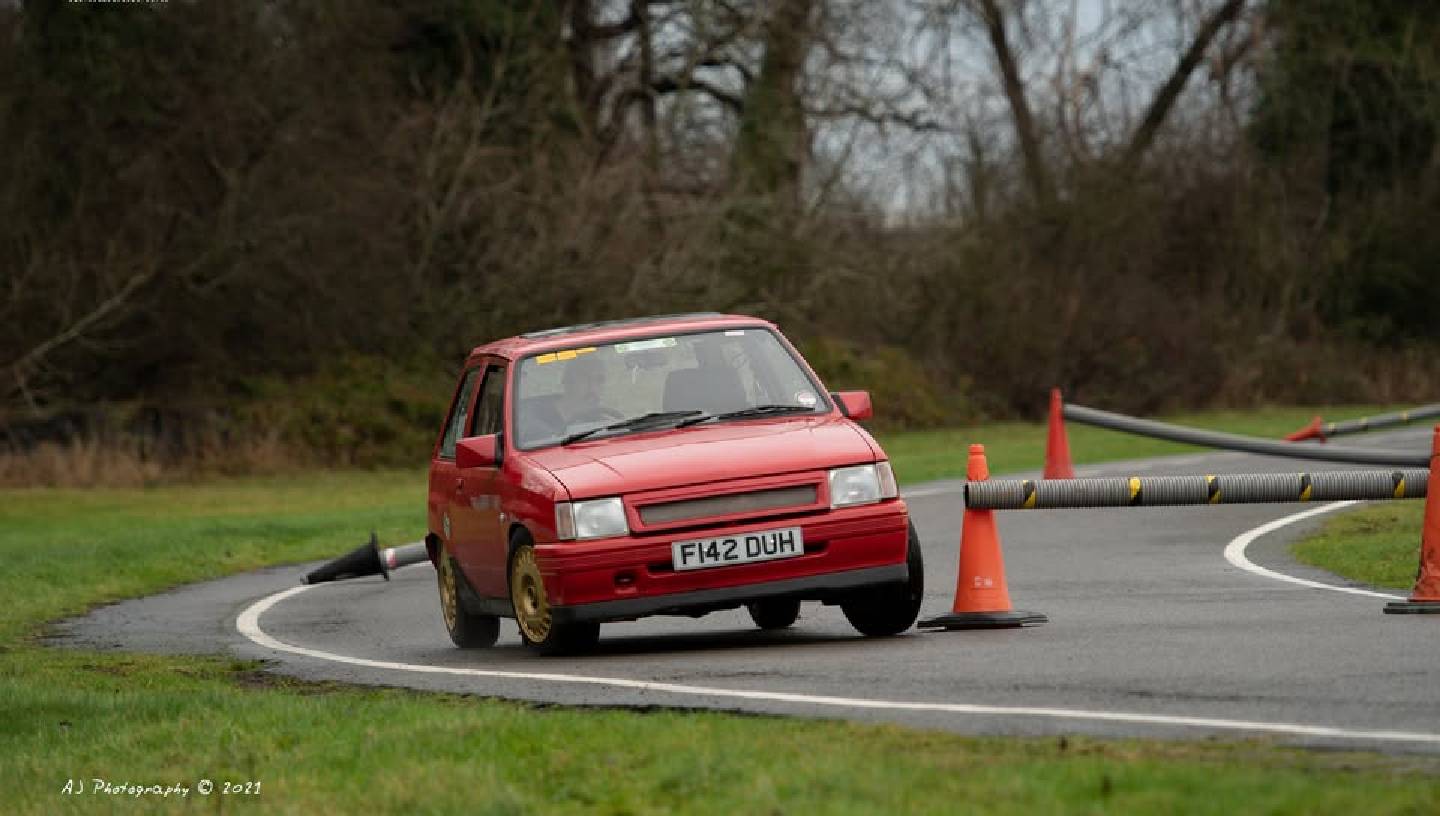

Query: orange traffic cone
left=1285, top=416, right=1327, bottom=443
left=918, top=444, right=1047, bottom=630
left=1044, top=388, right=1075, bottom=479
left=1385, top=424, right=1440, bottom=614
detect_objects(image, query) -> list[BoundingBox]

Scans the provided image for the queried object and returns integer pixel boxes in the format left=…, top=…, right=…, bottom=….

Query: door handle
left=455, top=478, right=465, bottom=492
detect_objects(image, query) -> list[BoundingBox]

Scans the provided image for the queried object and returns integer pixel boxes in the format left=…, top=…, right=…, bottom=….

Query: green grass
left=11, top=649, right=1439, bottom=814
left=0, top=470, right=426, bottom=645
left=1292, top=502, right=1428, bottom=589
left=6, top=406, right=1440, bottom=813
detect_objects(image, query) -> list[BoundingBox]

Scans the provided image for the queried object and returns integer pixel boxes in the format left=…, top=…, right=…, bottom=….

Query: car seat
left=662, top=367, right=748, bottom=415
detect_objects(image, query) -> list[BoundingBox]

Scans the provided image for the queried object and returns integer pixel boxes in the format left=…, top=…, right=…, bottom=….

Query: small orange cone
left=1044, top=388, right=1075, bottom=479
left=1385, top=424, right=1440, bottom=614
left=918, top=444, right=1047, bottom=630
left=1285, top=416, right=1327, bottom=443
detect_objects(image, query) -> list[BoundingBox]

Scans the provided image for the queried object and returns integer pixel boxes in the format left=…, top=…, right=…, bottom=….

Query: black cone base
left=1383, top=601, right=1440, bottom=615
left=303, top=532, right=390, bottom=584
left=917, top=610, right=1048, bottom=630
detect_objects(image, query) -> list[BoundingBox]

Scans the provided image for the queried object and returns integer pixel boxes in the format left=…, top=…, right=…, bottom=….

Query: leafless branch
left=1121, top=0, right=1246, bottom=171
left=649, top=75, right=745, bottom=113
left=4, top=268, right=156, bottom=404
left=806, top=103, right=944, bottom=133
left=976, top=0, right=1052, bottom=206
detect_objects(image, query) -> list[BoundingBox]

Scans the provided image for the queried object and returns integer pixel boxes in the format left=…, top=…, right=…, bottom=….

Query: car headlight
left=555, top=497, right=629, bottom=540
left=829, top=462, right=898, bottom=508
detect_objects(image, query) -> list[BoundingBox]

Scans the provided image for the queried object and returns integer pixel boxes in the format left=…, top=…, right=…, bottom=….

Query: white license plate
left=671, top=527, right=804, bottom=571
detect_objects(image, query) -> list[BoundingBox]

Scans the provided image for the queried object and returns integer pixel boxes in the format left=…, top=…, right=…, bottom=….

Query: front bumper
left=536, top=499, right=909, bottom=623
left=550, top=563, right=908, bottom=624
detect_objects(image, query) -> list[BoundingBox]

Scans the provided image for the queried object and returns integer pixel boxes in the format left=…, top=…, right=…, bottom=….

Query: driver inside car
left=550, top=353, right=616, bottom=432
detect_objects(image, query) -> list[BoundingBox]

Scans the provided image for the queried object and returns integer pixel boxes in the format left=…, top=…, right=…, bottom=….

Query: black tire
left=746, top=598, right=801, bottom=630
left=436, top=545, right=500, bottom=648
left=534, top=621, right=601, bottom=657
left=841, top=522, right=924, bottom=637
left=509, top=541, right=601, bottom=656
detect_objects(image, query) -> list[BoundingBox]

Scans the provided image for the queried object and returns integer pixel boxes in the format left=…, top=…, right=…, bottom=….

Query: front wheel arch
left=840, top=522, right=924, bottom=637
left=506, top=522, right=534, bottom=562
left=506, top=529, right=599, bottom=655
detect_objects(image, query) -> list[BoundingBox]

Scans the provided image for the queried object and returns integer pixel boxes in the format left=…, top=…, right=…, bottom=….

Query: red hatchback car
left=426, top=313, right=923, bottom=654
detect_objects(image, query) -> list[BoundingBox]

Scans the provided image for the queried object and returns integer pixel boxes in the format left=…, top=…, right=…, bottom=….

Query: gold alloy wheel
left=437, top=550, right=459, bottom=633
left=510, top=546, right=552, bottom=644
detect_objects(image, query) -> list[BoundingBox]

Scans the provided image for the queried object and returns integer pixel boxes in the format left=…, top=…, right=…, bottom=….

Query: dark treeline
left=2, top=0, right=1439, bottom=482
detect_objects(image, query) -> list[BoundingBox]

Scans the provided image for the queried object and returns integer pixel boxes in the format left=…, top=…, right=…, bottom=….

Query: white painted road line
left=1221, top=502, right=1406, bottom=601
left=236, top=576, right=1437, bottom=746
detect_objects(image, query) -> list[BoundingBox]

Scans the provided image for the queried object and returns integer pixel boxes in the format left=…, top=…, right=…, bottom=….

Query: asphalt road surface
left=61, top=426, right=1440, bottom=753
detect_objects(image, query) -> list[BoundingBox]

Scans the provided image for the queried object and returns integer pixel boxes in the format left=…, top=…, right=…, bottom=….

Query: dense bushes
left=3, top=1, right=1440, bottom=485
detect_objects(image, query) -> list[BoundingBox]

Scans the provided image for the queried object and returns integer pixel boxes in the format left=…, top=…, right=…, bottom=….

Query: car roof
left=467, top=313, right=777, bottom=363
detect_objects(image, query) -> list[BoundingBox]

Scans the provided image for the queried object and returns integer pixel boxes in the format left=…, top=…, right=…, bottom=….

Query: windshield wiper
left=559, top=410, right=704, bottom=446
left=675, top=404, right=815, bottom=428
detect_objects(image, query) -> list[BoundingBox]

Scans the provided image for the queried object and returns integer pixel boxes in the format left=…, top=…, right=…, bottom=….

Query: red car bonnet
left=524, top=415, right=875, bottom=499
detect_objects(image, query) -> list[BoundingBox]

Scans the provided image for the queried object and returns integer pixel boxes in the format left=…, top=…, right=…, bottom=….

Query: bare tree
left=1120, top=0, right=1246, bottom=171
left=975, top=0, right=1053, bottom=205
left=731, top=0, right=813, bottom=204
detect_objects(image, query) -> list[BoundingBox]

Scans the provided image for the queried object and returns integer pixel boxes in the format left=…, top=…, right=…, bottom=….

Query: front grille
left=638, top=485, right=818, bottom=525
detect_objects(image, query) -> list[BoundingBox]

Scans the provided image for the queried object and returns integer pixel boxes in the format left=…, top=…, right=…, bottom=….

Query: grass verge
left=1291, top=502, right=1426, bottom=590
left=6, top=407, right=1439, bottom=813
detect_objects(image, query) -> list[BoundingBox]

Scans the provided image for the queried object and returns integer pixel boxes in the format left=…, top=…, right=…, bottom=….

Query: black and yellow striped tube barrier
left=1064, top=403, right=1432, bottom=468
left=965, top=469, right=1430, bottom=511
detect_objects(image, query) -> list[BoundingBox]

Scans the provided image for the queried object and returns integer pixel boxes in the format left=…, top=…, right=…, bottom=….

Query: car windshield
left=513, top=327, right=829, bottom=450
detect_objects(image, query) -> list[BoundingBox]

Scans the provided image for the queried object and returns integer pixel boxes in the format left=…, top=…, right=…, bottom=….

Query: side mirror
left=832, top=391, right=873, bottom=421
left=456, top=434, right=501, bottom=469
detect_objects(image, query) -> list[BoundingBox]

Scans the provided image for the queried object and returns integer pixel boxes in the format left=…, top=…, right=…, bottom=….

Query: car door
left=449, top=361, right=509, bottom=598
left=430, top=367, right=481, bottom=562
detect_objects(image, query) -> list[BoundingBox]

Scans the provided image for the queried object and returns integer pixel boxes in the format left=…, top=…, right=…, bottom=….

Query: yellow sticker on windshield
left=536, top=347, right=597, bottom=365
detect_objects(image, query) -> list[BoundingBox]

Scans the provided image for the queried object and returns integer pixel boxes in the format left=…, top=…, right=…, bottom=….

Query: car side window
left=470, top=365, right=507, bottom=438
left=439, top=368, right=480, bottom=460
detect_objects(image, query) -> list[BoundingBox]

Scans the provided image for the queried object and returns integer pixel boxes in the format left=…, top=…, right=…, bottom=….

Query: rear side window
left=470, top=365, right=507, bottom=437
left=438, top=368, right=480, bottom=459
